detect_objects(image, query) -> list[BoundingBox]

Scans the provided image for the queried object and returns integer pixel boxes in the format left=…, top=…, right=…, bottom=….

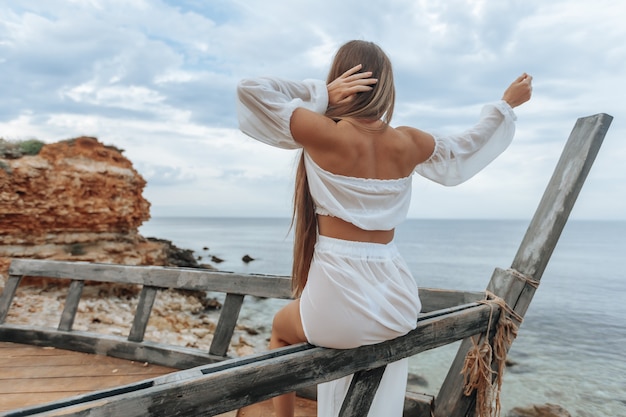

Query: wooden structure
left=0, top=113, right=613, bottom=417
left=0, top=341, right=178, bottom=413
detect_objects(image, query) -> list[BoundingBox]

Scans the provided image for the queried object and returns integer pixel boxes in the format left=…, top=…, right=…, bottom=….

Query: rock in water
left=507, top=403, right=571, bottom=417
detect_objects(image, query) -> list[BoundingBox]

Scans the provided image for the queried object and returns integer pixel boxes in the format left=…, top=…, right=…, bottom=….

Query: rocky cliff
left=0, top=136, right=195, bottom=285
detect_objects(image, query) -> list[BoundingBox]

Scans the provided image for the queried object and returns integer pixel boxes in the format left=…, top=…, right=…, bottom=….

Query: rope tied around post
left=461, top=271, right=537, bottom=417
left=508, top=269, right=540, bottom=290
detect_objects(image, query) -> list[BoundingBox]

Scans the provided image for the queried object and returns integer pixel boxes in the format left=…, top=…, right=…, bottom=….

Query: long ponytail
left=290, top=152, right=317, bottom=298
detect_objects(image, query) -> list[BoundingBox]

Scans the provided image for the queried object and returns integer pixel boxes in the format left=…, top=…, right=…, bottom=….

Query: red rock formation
left=0, top=137, right=174, bottom=284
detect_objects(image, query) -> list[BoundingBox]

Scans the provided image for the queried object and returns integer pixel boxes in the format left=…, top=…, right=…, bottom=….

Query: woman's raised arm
left=414, top=73, right=532, bottom=186
left=236, top=77, right=328, bottom=149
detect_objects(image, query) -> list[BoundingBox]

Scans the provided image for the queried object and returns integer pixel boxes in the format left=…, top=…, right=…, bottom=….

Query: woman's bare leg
left=269, top=299, right=307, bottom=417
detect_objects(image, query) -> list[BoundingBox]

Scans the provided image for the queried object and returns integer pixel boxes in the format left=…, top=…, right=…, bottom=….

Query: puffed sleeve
left=236, top=77, right=329, bottom=149
left=415, top=100, right=517, bottom=186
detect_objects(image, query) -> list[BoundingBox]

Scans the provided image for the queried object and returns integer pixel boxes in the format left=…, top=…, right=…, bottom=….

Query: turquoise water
left=139, top=217, right=626, bottom=416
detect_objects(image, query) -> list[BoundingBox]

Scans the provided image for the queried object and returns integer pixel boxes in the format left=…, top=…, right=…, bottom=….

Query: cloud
left=1, top=0, right=624, bottom=220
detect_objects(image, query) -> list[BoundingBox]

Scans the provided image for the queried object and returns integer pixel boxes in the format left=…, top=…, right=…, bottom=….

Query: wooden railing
left=0, top=259, right=485, bottom=417
left=0, top=259, right=482, bottom=369
left=0, top=113, right=612, bottom=417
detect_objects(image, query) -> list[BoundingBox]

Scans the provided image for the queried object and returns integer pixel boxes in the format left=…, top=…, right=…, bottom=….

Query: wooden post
left=339, top=366, right=387, bottom=417
left=128, top=286, right=159, bottom=343
left=0, top=275, right=22, bottom=324
left=434, top=113, right=613, bottom=417
left=58, top=280, right=85, bottom=331
left=209, top=293, right=245, bottom=357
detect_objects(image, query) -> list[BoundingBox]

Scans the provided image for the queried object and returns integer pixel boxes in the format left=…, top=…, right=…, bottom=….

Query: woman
left=237, top=40, right=532, bottom=417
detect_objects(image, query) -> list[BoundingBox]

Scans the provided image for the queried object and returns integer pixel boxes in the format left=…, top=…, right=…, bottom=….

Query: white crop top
left=237, top=77, right=517, bottom=230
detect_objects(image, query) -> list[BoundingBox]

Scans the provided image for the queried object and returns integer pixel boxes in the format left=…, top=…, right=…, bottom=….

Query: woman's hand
left=327, top=64, right=378, bottom=106
left=502, top=73, right=533, bottom=108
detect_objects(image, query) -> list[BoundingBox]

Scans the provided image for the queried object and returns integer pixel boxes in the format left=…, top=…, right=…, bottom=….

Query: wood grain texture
left=434, top=114, right=612, bottom=417
left=7, top=260, right=293, bottom=299
left=0, top=342, right=175, bottom=414
left=128, top=286, right=158, bottom=343
left=58, top=280, right=85, bottom=332
left=10, top=303, right=492, bottom=416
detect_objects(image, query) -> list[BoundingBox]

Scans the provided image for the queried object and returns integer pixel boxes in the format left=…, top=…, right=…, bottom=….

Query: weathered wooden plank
left=0, top=349, right=152, bottom=367
left=0, top=341, right=176, bottom=414
left=7, top=259, right=480, bottom=310
left=339, top=366, right=386, bottom=417
left=0, top=343, right=76, bottom=356
left=0, top=275, right=23, bottom=324
left=7, top=260, right=293, bottom=299
left=1, top=393, right=80, bottom=414
left=209, top=293, right=245, bottom=357
left=512, top=113, right=612, bottom=280
left=4, top=344, right=313, bottom=416
left=0, top=376, right=168, bottom=394
left=0, top=354, right=100, bottom=368
left=0, top=324, right=223, bottom=369
left=127, top=286, right=158, bottom=343
left=58, top=280, right=85, bottom=332
left=419, top=288, right=484, bottom=313
left=1, top=364, right=171, bottom=379
left=434, top=113, right=612, bottom=417
left=9, top=303, right=493, bottom=416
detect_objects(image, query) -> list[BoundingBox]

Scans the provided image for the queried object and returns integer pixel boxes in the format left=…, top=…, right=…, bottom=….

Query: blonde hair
left=290, top=40, right=396, bottom=297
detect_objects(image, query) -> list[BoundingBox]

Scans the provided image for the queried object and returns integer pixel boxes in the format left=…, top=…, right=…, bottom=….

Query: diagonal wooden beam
left=339, top=366, right=387, bottom=417
left=434, top=113, right=613, bottom=417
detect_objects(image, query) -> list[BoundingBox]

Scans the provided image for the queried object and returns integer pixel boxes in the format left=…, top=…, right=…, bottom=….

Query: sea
left=139, top=217, right=626, bottom=417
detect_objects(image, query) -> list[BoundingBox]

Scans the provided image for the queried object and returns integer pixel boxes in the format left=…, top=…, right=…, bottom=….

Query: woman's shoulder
left=393, top=125, right=435, bottom=165
left=395, top=125, right=432, bottom=141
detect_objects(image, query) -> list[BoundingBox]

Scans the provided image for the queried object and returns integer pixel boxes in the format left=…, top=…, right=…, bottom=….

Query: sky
left=1, top=0, right=624, bottom=220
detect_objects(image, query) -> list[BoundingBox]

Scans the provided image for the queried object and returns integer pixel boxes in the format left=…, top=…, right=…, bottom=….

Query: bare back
left=291, top=109, right=435, bottom=180
left=290, top=108, right=436, bottom=242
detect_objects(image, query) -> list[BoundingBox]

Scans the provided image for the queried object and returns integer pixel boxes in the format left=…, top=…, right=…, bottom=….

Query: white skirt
left=299, top=236, right=421, bottom=417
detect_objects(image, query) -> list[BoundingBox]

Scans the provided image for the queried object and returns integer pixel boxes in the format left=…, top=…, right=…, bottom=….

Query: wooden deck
left=0, top=341, right=316, bottom=416
left=0, top=341, right=176, bottom=413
